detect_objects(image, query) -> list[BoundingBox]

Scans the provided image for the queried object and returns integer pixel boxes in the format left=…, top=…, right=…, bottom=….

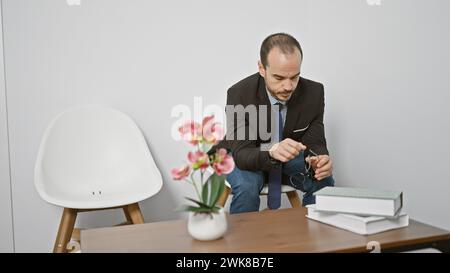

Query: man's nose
left=283, top=80, right=294, bottom=91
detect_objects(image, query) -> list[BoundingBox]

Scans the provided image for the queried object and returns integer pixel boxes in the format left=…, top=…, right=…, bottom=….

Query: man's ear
left=258, top=60, right=266, bottom=78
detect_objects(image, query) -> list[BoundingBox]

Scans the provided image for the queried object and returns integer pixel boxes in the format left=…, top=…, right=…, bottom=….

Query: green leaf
left=185, top=197, right=211, bottom=208
left=201, top=178, right=209, bottom=205
left=175, top=204, right=222, bottom=214
left=178, top=205, right=215, bottom=213
left=206, top=174, right=225, bottom=207
left=213, top=179, right=225, bottom=207
left=211, top=206, right=221, bottom=213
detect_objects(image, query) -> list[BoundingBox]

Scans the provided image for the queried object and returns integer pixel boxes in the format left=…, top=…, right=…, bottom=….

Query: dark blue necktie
left=268, top=102, right=283, bottom=209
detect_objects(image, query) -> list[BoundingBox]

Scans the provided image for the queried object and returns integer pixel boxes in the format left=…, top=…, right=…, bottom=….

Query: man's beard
left=269, top=88, right=293, bottom=101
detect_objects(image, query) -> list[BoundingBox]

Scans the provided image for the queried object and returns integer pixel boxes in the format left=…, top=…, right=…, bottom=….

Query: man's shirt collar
left=266, top=87, right=287, bottom=106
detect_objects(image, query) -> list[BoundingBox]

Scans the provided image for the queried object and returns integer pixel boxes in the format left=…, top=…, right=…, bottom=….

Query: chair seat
left=224, top=180, right=297, bottom=195
left=260, top=184, right=297, bottom=195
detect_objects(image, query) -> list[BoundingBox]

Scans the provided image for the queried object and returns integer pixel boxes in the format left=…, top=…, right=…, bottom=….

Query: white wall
left=0, top=1, right=14, bottom=253
left=303, top=0, right=450, bottom=231
left=1, top=0, right=449, bottom=252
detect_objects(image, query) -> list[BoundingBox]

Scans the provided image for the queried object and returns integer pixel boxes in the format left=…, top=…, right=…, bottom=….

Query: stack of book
left=307, top=187, right=409, bottom=235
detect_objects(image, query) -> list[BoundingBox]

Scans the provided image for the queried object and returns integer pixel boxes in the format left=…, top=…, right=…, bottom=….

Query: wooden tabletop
left=81, top=207, right=450, bottom=253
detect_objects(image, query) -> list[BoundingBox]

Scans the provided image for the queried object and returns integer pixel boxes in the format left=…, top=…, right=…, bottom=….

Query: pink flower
left=171, top=165, right=191, bottom=180
left=178, top=121, right=202, bottom=145
left=202, top=115, right=224, bottom=144
left=188, top=150, right=210, bottom=171
left=212, top=148, right=235, bottom=175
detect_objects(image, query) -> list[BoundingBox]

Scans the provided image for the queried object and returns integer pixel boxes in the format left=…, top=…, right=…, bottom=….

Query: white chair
left=34, top=105, right=163, bottom=253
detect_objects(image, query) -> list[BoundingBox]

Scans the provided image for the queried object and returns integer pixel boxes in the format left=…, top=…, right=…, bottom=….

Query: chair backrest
left=34, top=105, right=163, bottom=209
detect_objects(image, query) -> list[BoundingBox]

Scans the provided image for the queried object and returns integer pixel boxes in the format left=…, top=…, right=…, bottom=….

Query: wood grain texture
left=81, top=207, right=450, bottom=253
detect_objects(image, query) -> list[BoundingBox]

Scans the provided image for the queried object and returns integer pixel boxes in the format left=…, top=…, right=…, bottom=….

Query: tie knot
left=274, top=102, right=283, bottom=112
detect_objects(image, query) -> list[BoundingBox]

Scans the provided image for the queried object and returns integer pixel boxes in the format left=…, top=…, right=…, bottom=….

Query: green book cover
left=313, top=187, right=402, bottom=201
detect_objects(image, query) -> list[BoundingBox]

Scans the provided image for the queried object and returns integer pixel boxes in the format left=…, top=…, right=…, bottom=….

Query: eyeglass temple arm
left=305, top=149, right=319, bottom=157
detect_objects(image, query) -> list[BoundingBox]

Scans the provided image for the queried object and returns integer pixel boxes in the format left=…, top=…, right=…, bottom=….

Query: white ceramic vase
left=187, top=207, right=227, bottom=241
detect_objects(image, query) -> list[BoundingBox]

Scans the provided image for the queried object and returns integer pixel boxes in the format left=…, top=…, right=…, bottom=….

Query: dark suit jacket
left=213, top=73, right=329, bottom=178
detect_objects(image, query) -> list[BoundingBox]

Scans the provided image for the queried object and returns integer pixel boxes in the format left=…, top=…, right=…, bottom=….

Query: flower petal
left=171, top=165, right=190, bottom=180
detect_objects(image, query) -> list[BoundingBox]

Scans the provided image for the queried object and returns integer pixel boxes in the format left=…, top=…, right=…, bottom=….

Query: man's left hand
left=306, top=155, right=333, bottom=181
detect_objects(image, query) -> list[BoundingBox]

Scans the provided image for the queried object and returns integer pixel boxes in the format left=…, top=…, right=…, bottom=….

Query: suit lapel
left=257, top=76, right=272, bottom=140
left=257, top=75, right=270, bottom=105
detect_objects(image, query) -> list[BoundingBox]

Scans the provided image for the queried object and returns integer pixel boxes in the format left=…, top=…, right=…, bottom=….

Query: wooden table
left=80, top=207, right=450, bottom=253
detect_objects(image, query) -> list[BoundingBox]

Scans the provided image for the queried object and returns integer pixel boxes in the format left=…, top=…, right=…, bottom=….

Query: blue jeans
left=226, top=152, right=335, bottom=214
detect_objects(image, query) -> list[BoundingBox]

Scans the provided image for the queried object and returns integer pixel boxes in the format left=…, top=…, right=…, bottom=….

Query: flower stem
left=189, top=172, right=202, bottom=201
left=200, top=169, right=204, bottom=187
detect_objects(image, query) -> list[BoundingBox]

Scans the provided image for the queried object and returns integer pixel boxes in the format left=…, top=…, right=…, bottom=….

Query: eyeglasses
left=289, top=149, right=319, bottom=192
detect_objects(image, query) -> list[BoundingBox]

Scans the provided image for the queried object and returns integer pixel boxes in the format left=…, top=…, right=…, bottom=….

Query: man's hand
left=269, top=138, right=306, bottom=162
left=306, top=155, right=333, bottom=181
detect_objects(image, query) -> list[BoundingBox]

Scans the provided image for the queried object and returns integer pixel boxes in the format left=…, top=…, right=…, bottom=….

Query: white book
left=313, top=187, right=403, bottom=217
left=306, top=205, right=409, bottom=235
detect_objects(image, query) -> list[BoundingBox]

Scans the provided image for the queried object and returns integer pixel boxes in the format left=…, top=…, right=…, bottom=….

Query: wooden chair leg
left=71, top=228, right=81, bottom=241
left=286, top=190, right=301, bottom=208
left=53, top=208, right=77, bottom=253
left=65, top=228, right=81, bottom=253
left=217, top=186, right=231, bottom=208
left=123, top=206, right=133, bottom=223
left=124, top=203, right=145, bottom=224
